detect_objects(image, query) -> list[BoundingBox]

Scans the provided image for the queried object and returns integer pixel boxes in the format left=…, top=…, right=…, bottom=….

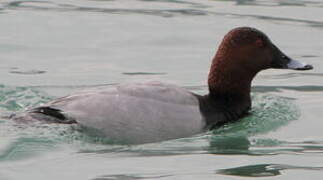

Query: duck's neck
left=208, top=53, right=257, bottom=97
left=199, top=56, right=258, bottom=129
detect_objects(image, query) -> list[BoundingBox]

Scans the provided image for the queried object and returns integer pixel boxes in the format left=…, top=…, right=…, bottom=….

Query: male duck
left=15, top=27, right=313, bottom=144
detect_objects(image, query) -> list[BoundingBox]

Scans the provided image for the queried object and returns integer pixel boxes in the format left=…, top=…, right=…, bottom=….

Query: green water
left=1, top=0, right=323, bottom=179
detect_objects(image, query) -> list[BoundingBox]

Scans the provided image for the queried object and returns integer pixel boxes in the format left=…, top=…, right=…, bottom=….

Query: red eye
left=255, top=39, right=264, bottom=47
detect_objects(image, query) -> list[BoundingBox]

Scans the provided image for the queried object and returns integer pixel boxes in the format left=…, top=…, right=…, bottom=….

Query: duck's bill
left=286, top=58, right=313, bottom=70
left=271, top=45, right=313, bottom=71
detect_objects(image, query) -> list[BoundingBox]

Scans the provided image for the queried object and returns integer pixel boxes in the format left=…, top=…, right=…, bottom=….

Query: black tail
left=31, top=107, right=66, bottom=120
left=26, top=107, right=77, bottom=124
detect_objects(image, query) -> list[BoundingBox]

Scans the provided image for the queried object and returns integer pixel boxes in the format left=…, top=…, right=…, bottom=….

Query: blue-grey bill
left=287, top=59, right=313, bottom=70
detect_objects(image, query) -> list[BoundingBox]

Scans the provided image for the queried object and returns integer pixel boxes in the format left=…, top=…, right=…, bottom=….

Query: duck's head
left=208, top=27, right=313, bottom=95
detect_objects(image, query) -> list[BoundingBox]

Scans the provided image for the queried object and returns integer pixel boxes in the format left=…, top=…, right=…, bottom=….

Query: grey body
left=36, top=82, right=205, bottom=144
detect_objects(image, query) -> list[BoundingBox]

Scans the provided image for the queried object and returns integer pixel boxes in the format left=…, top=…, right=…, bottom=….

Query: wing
left=44, top=82, right=205, bottom=144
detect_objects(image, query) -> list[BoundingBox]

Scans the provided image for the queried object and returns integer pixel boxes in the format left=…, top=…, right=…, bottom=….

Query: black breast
left=194, top=93, right=251, bottom=130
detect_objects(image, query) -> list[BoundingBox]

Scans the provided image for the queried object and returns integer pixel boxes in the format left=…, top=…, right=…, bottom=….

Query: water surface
left=1, top=0, right=323, bottom=179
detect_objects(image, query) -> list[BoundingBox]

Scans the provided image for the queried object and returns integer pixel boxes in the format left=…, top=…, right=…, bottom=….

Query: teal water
left=1, top=0, right=323, bottom=179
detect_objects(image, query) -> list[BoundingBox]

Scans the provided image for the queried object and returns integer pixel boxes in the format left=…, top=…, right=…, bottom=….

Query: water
left=1, top=0, right=323, bottom=179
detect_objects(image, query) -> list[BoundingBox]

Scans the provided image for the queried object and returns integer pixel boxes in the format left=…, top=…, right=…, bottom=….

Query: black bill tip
left=287, top=59, right=313, bottom=71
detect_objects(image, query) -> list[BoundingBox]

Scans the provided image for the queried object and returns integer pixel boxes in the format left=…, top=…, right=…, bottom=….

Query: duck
left=13, top=27, right=313, bottom=144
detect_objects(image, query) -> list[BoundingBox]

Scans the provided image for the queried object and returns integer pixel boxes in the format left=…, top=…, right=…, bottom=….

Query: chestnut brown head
left=208, top=27, right=313, bottom=95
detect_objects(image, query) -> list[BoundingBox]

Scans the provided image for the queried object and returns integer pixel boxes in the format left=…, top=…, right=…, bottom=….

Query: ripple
left=217, top=163, right=323, bottom=177
left=301, top=55, right=319, bottom=58
left=0, top=136, right=57, bottom=161
left=140, top=0, right=210, bottom=8
left=9, top=69, right=46, bottom=75
left=4, top=0, right=323, bottom=28
left=222, top=0, right=323, bottom=7
left=263, top=72, right=323, bottom=79
left=208, top=135, right=323, bottom=156
left=211, top=11, right=323, bottom=28
left=252, top=85, right=323, bottom=93
left=92, top=174, right=172, bottom=180
left=74, top=7, right=208, bottom=17
left=4, top=0, right=209, bottom=17
left=78, top=134, right=210, bottom=156
left=122, top=72, right=166, bottom=76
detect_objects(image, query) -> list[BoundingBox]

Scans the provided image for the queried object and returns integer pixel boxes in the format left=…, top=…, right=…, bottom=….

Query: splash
left=0, top=84, right=52, bottom=112
left=212, top=94, right=300, bottom=137
left=209, top=94, right=300, bottom=154
left=0, top=86, right=302, bottom=160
